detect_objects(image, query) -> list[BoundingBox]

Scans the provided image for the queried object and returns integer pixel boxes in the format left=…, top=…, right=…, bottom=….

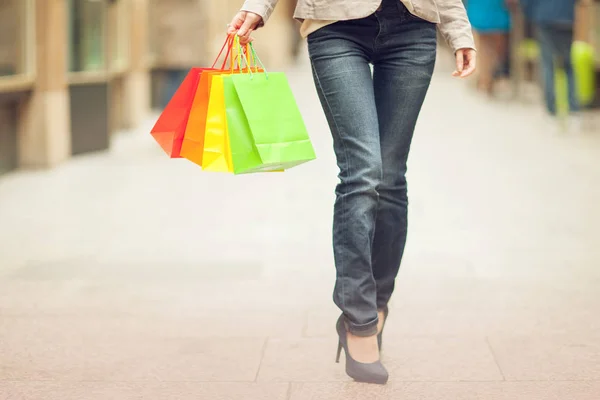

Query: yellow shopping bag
left=202, top=74, right=234, bottom=172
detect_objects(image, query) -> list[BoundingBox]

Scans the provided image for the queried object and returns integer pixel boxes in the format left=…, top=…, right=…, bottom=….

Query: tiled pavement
left=1, top=50, right=600, bottom=399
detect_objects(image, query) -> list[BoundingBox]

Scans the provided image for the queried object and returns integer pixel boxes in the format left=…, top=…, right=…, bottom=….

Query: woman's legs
left=308, top=1, right=436, bottom=346
left=536, top=25, right=559, bottom=115
left=536, top=23, right=578, bottom=116
left=371, top=16, right=437, bottom=311
left=309, top=19, right=382, bottom=338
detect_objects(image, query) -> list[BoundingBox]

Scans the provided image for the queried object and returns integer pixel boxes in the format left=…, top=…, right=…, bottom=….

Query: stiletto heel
left=336, top=341, right=342, bottom=363
left=377, top=306, right=389, bottom=351
left=336, top=314, right=389, bottom=385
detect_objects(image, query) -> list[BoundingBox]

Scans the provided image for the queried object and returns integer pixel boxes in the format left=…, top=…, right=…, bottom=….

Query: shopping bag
left=226, top=70, right=316, bottom=173
left=222, top=75, right=259, bottom=174
left=179, top=70, right=215, bottom=166
left=555, top=41, right=596, bottom=117
left=182, top=70, right=237, bottom=169
left=572, top=41, right=596, bottom=107
left=150, top=67, right=209, bottom=158
left=201, top=74, right=234, bottom=172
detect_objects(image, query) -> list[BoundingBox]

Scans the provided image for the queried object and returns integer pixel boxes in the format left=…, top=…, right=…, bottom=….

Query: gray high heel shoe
left=335, top=314, right=389, bottom=385
left=377, top=306, right=389, bottom=351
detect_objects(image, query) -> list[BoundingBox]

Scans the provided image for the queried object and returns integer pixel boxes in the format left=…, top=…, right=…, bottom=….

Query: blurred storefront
left=0, top=0, right=34, bottom=174
left=0, top=0, right=151, bottom=175
left=0, top=0, right=298, bottom=176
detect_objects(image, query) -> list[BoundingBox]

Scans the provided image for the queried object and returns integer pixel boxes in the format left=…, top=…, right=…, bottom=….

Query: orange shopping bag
left=179, top=71, right=218, bottom=165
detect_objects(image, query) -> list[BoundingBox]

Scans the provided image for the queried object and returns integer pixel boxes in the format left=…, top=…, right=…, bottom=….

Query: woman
left=229, top=0, right=476, bottom=385
left=465, top=0, right=512, bottom=94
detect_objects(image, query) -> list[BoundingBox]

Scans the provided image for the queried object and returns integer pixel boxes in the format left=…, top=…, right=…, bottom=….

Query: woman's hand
left=227, top=11, right=263, bottom=45
left=452, top=48, right=477, bottom=78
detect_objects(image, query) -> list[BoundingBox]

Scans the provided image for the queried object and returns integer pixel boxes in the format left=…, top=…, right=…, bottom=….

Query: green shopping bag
left=572, top=41, right=596, bottom=107
left=227, top=72, right=316, bottom=173
left=554, top=41, right=596, bottom=118
left=222, top=75, right=263, bottom=173
left=222, top=54, right=316, bottom=174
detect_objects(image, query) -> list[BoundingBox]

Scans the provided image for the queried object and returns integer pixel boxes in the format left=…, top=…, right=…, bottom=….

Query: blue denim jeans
left=536, top=23, right=579, bottom=115
left=308, top=0, right=437, bottom=336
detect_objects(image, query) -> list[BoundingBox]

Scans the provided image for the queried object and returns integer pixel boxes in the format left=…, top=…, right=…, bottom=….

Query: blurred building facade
left=0, top=0, right=298, bottom=176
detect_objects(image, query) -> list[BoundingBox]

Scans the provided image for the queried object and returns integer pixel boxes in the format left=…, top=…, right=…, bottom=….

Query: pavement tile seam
left=485, top=337, right=507, bottom=381
left=254, top=338, right=270, bottom=382
left=285, top=382, right=293, bottom=400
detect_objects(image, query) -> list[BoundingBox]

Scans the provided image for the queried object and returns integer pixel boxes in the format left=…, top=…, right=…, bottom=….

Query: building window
left=68, top=0, right=107, bottom=73
left=0, top=0, right=34, bottom=79
left=110, top=0, right=130, bottom=71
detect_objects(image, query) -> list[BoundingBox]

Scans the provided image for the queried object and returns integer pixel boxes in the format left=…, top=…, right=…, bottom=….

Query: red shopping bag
left=150, top=37, right=235, bottom=158
left=150, top=68, right=210, bottom=158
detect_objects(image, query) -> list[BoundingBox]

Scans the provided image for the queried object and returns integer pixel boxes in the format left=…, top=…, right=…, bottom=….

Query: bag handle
left=222, top=35, right=254, bottom=73
left=249, top=42, right=268, bottom=77
left=213, top=35, right=264, bottom=74
left=232, top=36, right=257, bottom=73
left=233, top=36, right=267, bottom=78
left=211, top=35, right=235, bottom=70
left=231, top=37, right=243, bottom=73
left=244, top=42, right=260, bottom=73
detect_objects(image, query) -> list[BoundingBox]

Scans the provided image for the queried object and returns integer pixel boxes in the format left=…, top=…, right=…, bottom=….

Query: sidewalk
left=1, top=52, right=600, bottom=399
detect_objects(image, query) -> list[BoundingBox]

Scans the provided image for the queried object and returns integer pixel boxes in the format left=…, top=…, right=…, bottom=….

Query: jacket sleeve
left=437, top=0, right=476, bottom=53
left=241, top=0, right=280, bottom=25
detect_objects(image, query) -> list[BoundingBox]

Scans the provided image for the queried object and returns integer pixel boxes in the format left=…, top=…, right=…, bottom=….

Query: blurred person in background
left=228, top=0, right=476, bottom=385
left=466, top=0, right=512, bottom=95
left=521, top=0, right=579, bottom=125
left=155, top=0, right=206, bottom=108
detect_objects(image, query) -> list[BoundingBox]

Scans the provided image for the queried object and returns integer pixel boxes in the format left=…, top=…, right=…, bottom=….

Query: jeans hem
left=346, top=316, right=379, bottom=337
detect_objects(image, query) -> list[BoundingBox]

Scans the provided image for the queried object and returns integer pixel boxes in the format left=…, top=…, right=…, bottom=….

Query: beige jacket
left=241, top=0, right=475, bottom=53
